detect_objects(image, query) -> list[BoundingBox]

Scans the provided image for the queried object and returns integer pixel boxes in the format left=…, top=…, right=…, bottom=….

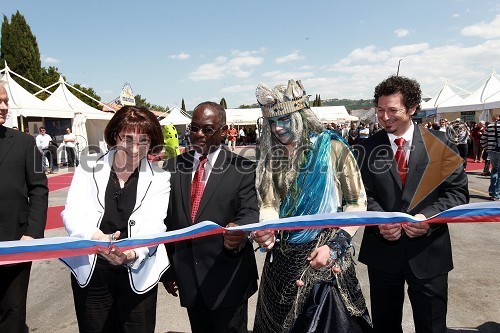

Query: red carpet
left=48, top=172, right=74, bottom=192
left=465, top=157, right=486, bottom=172
left=46, top=206, right=64, bottom=230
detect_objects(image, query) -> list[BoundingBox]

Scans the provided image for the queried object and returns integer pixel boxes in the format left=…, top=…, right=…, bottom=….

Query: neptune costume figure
left=253, top=80, right=372, bottom=333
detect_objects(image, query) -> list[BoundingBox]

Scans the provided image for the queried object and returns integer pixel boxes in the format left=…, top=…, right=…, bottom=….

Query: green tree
left=317, top=94, right=321, bottom=106
left=134, top=94, right=150, bottom=108
left=37, top=66, right=62, bottom=100
left=181, top=98, right=186, bottom=112
left=238, top=103, right=259, bottom=109
left=0, top=11, right=42, bottom=93
left=0, top=16, right=11, bottom=68
left=68, top=83, right=101, bottom=109
left=150, top=104, right=167, bottom=112
left=219, top=97, right=227, bottom=109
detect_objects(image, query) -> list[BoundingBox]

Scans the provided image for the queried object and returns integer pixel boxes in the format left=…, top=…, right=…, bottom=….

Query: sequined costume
left=253, top=130, right=371, bottom=333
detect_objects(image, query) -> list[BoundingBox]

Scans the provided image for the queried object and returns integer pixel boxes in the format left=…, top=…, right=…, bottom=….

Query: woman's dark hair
left=104, top=106, right=163, bottom=153
left=374, top=75, right=422, bottom=113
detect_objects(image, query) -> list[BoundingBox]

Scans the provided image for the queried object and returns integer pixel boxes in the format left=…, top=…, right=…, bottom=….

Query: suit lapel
left=376, top=133, right=403, bottom=189
left=194, top=148, right=230, bottom=222
left=0, top=127, right=14, bottom=166
left=93, top=150, right=113, bottom=211
left=132, top=158, right=153, bottom=213
left=402, top=126, right=429, bottom=205
left=179, top=151, right=195, bottom=224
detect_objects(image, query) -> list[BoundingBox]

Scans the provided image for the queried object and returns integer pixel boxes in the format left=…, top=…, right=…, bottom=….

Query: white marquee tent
left=159, top=107, right=191, bottom=125
left=225, top=108, right=262, bottom=125
left=224, top=106, right=358, bottom=125
left=428, top=73, right=500, bottom=119
left=44, top=76, right=114, bottom=152
left=311, top=106, right=358, bottom=122
left=421, top=82, right=465, bottom=110
left=0, top=65, right=74, bottom=127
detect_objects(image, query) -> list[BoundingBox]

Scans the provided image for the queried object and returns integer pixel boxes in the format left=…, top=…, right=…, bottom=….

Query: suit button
left=195, top=259, right=199, bottom=265
left=129, top=220, right=136, bottom=226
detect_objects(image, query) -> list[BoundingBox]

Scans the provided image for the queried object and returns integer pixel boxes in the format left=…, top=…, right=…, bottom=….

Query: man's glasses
left=189, top=124, right=225, bottom=136
left=117, top=133, right=151, bottom=147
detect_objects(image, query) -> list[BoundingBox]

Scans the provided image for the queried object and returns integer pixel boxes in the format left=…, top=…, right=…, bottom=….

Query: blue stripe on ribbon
left=0, top=203, right=499, bottom=264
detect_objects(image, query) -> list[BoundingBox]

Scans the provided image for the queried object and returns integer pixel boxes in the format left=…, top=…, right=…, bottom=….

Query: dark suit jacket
left=0, top=126, right=48, bottom=242
left=356, top=126, right=469, bottom=279
left=163, top=147, right=259, bottom=310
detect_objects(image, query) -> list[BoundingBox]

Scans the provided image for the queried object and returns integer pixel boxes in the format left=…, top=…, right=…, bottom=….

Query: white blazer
left=61, top=149, right=171, bottom=294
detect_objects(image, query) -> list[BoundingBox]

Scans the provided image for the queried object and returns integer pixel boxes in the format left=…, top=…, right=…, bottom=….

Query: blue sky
left=1, top=0, right=500, bottom=110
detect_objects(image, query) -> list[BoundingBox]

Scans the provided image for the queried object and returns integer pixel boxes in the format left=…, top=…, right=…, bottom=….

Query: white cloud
left=452, top=13, right=460, bottom=18
left=275, top=51, right=305, bottom=64
left=42, top=57, right=60, bottom=64
left=390, top=43, right=429, bottom=56
left=188, top=51, right=263, bottom=81
left=169, top=53, right=191, bottom=60
left=322, top=38, right=500, bottom=99
left=261, top=70, right=314, bottom=82
left=101, top=90, right=114, bottom=95
left=220, top=84, right=254, bottom=93
left=462, top=14, right=500, bottom=39
left=394, top=29, right=410, bottom=38
left=231, top=49, right=266, bottom=57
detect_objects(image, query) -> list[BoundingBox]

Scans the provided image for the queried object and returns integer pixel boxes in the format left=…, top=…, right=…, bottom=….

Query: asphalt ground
left=25, top=148, right=499, bottom=333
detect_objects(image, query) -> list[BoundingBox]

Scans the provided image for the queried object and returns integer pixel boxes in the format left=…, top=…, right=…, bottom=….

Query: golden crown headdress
left=256, top=79, right=310, bottom=118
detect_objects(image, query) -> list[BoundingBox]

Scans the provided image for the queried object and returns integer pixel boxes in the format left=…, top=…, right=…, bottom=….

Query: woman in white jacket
left=61, top=106, right=170, bottom=333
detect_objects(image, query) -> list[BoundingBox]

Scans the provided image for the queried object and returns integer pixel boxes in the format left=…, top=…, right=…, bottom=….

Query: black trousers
left=71, top=261, right=158, bottom=333
left=368, top=264, right=448, bottom=333
left=187, top=293, right=248, bottom=333
left=457, top=143, right=468, bottom=168
left=65, top=146, right=76, bottom=167
left=0, top=262, right=31, bottom=333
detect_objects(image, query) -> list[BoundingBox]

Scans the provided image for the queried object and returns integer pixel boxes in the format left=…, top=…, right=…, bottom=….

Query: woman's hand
left=307, top=245, right=331, bottom=269
left=252, top=229, right=275, bottom=250
left=296, top=245, right=340, bottom=286
left=92, top=230, right=138, bottom=266
left=97, top=245, right=136, bottom=266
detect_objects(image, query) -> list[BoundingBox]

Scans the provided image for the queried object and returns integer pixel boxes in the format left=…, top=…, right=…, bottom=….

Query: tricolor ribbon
left=0, top=202, right=498, bottom=265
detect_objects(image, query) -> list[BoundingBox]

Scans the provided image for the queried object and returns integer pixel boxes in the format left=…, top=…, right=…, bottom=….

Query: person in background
left=23, top=127, right=30, bottom=135
left=356, top=75, right=468, bottom=333
left=239, top=126, right=247, bottom=145
left=348, top=122, right=359, bottom=145
left=36, top=126, right=55, bottom=174
left=163, top=102, right=258, bottom=333
left=481, top=115, right=500, bottom=200
left=181, top=127, right=191, bottom=149
left=358, top=122, right=370, bottom=142
left=61, top=106, right=171, bottom=333
left=0, top=82, right=48, bottom=333
left=253, top=79, right=371, bottom=333
left=452, top=118, right=470, bottom=168
left=471, top=121, right=485, bottom=162
left=227, top=123, right=238, bottom=151
left=63, top=127, right=77, bottom=167
left=371, top=122, right=382, bottom=136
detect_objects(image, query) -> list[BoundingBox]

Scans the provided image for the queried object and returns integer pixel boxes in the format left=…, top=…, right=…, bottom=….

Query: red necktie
left=190, top=155, right=207, bottom=223
left=394, top=138, right=407, bottom=186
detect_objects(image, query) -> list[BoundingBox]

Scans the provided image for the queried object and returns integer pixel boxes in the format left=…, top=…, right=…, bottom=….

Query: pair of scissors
left=109, top=233, right=116, bottom=249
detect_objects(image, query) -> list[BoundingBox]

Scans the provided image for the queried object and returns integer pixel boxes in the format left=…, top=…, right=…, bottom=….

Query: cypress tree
left=1, top=11, right=42, bottom=93
left=181, top=98, right=186, bottom=112
left=220, top=97, right=227, bottom=109
left=0, top=15, right=12, bottom=69
left=317, top=94, right=322, bottom=106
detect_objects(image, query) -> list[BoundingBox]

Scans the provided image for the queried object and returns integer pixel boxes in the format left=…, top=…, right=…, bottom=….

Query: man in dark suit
left=163, top=101, right=259, bottom=333
left=355, top=76, right=468, bottom=333
left=0, top=82, right=48, bottom=332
